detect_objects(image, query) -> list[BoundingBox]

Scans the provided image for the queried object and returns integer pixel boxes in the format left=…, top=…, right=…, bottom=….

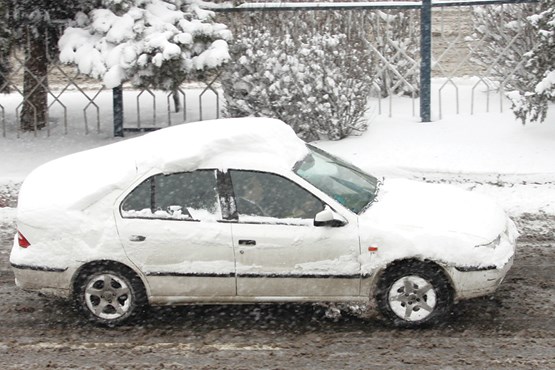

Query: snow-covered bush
left=58, top=0, right=232, bottom=90
left=507, top=4, right=555, bottom=124
left=472, top=2, right=553, bottom=124
left=219, top=8, right=420, bottom=140
left=221, top=27, right=374, bottom=141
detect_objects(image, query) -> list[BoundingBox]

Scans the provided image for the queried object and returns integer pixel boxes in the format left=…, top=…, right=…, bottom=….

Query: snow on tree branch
left=58, top=0, right=231, bottom=89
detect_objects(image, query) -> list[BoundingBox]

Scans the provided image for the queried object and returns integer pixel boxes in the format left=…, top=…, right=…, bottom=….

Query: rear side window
left=121, top=170, right=220, bottom=221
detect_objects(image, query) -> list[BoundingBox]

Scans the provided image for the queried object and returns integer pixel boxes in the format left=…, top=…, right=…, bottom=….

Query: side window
left=121, top=170, right=220, bottom=221
left=230, top=170, right=323, bottom=223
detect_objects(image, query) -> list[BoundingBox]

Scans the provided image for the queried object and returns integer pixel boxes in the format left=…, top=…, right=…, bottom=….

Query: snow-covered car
left=10, top=118, right=517, bottom=327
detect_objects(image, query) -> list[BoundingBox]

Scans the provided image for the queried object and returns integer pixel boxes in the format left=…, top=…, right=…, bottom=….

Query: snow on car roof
left=17, top=118, right=308, bottom=225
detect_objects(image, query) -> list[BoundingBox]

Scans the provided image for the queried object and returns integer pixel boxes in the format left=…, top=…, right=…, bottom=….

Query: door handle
left=238, top=239, right=256, bottom=246
left=129, top=235, right=146, bottom=242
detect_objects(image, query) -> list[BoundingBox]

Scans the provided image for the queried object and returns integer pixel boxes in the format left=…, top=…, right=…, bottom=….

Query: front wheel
left=75, top=264, right=146, bottom=326
left=376, top=260, right=453, bottom=328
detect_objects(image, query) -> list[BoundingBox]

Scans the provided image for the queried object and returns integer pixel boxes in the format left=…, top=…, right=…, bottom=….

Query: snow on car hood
left=359, top=179, right=517, bottom=269
left=17, top=118, right=308, bottom=231
left=364, top=178, right=506, bottom=240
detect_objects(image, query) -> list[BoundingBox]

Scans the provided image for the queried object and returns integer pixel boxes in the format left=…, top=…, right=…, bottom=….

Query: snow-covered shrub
left=221, top=27, right=374, bottom=141
left=472, top=2, right=553, bottom=124
left=58, top=0, right=232, bottom=90
left=507, top=4, right=555, bottom=124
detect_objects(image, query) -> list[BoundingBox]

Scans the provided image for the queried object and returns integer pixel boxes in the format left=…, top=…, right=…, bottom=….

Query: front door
left=115, top=170, right=235, bottom=300
left=228, top=170, right=361, bottom=298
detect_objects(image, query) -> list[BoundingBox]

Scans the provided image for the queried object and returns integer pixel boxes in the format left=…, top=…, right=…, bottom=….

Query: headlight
left=475, top=235, right=501, bottom=249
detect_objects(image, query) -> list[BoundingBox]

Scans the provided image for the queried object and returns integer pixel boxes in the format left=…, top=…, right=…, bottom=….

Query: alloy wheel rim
left=84, top=273, right=132, bottom=320
left=388, top=275, right=437, bottom=322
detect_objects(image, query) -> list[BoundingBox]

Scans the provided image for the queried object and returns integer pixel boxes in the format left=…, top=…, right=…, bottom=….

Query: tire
left=74, top=263, right=147, bottom=326
left=376, top=260, right=453, bottom=328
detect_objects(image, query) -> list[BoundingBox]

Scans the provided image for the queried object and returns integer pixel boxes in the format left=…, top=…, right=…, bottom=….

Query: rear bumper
left=11, top=263, right=71, bottom=299
left=448, top=255, right=514, bottom=300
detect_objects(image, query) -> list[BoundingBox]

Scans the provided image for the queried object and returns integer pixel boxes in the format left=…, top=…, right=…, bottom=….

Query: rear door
left=115, top=170, right=235, bottom=300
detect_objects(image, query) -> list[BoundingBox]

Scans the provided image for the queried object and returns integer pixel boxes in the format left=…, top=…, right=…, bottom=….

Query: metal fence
left=0, top=50, right=223, bottom=138
left=0, top=0, right=540, bottom=138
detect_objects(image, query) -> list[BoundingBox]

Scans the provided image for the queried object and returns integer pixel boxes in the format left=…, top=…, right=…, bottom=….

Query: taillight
left=17, top=231, right=30, bottom=248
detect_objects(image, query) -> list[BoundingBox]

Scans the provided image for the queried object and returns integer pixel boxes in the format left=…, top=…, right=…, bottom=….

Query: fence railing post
left=113, top=85, right=124, bottom=137
left=420, top=0, right=432, bottom=122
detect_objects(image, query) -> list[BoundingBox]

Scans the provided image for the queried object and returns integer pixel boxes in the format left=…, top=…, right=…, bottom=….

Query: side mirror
left=314, top=206, right=346, bottom=227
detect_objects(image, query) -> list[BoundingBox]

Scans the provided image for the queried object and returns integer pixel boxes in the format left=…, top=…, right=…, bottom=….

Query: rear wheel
left=376, top=260, right=453, bottom=328
left=75, top=264, right=146, bottom=326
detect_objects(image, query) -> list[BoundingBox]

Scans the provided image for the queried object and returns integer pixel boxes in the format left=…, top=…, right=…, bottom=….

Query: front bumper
left=447, top=255, right=514, bottom=301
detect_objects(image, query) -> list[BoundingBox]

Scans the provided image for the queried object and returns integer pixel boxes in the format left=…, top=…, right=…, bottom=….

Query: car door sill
left=149, top=295, right=370, bottom=305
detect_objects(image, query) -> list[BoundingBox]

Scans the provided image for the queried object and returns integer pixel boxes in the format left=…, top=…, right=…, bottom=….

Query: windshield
left=294, top=145, right=379, bottom=214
